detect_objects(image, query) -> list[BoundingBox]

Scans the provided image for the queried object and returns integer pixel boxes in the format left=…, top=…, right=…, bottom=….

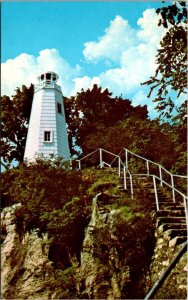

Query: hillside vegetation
left=2, top=159, right=156, bottom=298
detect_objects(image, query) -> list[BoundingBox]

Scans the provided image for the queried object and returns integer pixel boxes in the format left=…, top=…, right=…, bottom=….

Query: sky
left=2, top=1, right=173, bottom=118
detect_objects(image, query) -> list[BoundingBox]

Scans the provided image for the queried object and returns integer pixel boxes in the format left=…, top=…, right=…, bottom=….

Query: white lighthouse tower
left=24, top=71, right=70, bottom=161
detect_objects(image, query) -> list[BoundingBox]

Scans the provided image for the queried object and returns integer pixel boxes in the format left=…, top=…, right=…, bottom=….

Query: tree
left=142, top=1, right=187, bottom=120
left=86, top=116, right=177, bottom=170
left=1, top=85, right=34, bottom=169
left=64, top=84, right=148, bottom=156
left=170, top=100, right=187, bottom=174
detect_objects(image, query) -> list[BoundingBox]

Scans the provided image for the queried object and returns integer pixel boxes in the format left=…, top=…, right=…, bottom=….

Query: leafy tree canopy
left=64, top=84, right=148, bottom=156
left=142, top=1, right=187, bottom=120
left=1, top=85, right=34, bottom=169
left=86, top=116, right=179, bottom=170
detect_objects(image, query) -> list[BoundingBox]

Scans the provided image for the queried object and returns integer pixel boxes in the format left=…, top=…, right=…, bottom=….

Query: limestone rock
left=77, top=193, right=130, bottom=299
left=1, top=205, right=57, bottom=299
left=146, top=228, right=187, bottom=299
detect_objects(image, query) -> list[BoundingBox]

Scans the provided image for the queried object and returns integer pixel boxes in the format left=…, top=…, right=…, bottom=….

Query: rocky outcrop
left=1, top=195, right=186, bottom=299
left=77, top=193, right=130, bottom=299
left=1, top=196, right=132, bottom=300
left=146, top=226, right=187, bottom=300
left=1, top=204, right=59, bottom=299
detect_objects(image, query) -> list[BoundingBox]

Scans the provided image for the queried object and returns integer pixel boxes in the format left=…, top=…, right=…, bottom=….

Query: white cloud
left=83, top=15, right=137, bottom=63
left=132, top=90, right=158, bottom=118
left=71, top=76, right=101, bottom=96
left=2, top=49, right=81, bottom=97
left=76, top=8, right=167, bottom=118
left=137, top=8, right=166, bottom=45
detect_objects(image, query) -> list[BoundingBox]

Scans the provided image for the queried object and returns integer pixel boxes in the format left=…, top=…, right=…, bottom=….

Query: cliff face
left=1, top=194, right=147, bottom=300
left=1, top=196, right=133, bottom=299
left=1, top=195, right=187, bottom=299
left=146, top=227, right=187, bottom=299
left=1, top=204, right=58, bottom=299
left=77, top=193, right=130, bottom=299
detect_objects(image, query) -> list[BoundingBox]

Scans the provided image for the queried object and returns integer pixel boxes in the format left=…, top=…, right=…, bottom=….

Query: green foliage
left=86, top=116, right=182, bottom=171
left=87, top=172, right=118, bottom=196
left=156, top=1, right=187, bottom=28
left=1, top=85, right=34, bottom=169
left=44, top=267, right=77, bottom=299
left=1, top=162, right=120, bottom=258
left=2, top=160, right=158, bottom=299
left=142, top=1, right=187, bottom=120
left=64, top=84, right=148, bottom=156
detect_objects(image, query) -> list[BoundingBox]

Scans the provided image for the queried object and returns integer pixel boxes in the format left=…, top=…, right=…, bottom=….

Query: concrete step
left=140, top=184, right=153, bottom=188
left=152, top=203, right=184, bottom=210
left=164, top=228, right=187, bottom=240
left=156, top=210, right=186, bottom=217
left=157, top=216, right=186, bottom=226
left=119, top=182, right=136, bottom=187
left=159, top=202, right=184, bottom=208
left=164, top=206, right=185, bottom=212
left=169, top=236, right=187, bottom=247
left=158, top=223, right=187, bottom=233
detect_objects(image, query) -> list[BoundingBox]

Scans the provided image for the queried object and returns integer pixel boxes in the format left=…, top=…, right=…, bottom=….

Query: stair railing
left=76, top=148, right=187, bottom=215
left=149, top=174, right=188, bottom=217
left=144, top=241, right=187, bottom=300
left=76, top=148, right=134, bottom=198
left=123, top=148, right=187, bottom=203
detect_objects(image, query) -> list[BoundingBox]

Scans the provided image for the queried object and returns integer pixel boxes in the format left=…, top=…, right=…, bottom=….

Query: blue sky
left=2, top=2, right=162, bottom=63
left=2, top=1, right=174, bottom=118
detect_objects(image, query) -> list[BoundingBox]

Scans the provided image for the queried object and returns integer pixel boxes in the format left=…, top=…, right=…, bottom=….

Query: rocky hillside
left=1, top=161, right=187, bottom=299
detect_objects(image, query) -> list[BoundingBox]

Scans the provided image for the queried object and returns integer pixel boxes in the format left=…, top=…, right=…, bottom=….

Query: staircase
left=118, top=174, right=187, bottom=247
left=77, top=148, right=187, bottom=298
left=77, top=148, right=187, bottom=247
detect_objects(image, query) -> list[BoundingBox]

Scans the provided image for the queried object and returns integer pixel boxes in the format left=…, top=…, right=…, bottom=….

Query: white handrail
left=153, top=176, right=159, bottom=211
left=172, top=174, right=188, bottom=178
left=77, top=148, right=99, bottom=161
left=75, top=147, right=187, bottom=217
left=110, top=148, right=124, bottom=165
left=132, top=173, right=188, bottom=200
left=101, top=148, right=122, bottom=159
left=123, top=148, right=187, bottom=178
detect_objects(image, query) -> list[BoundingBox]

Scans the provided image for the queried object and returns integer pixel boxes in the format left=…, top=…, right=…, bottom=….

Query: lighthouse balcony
left=34, top=82, right=61, bottom=92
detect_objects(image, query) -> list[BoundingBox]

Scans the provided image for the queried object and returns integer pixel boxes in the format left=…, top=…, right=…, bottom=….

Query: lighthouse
left=24, top=71, right=70, bottom=161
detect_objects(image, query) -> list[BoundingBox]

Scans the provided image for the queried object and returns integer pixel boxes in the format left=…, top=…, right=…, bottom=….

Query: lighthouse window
left=44, top=131, right=51, bottom=142
left=46, top=73, right=51, bottom=80
left=57, top=103, right=62, bottom=114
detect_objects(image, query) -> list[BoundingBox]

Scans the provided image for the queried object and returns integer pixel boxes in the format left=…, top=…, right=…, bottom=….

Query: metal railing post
left=99, top=148, right=103, bottom=168
left=118, top=157, right=121, bottom=177
left=123, top=165, right=127, bottom=190
left=78, top=160, right=81, bottom=170
left=153, top=176, right=159, bottom=211
left=146, top=160, right=149, bottom=176
left=125, top=149, right=128, bottom=169
left=159, top=165, right=163, bottom=187
left=130, top=174, right=134, bottom=199
left=171, top=174, right=175, bottom=202
left=183, top=196, right=188, bottom=225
